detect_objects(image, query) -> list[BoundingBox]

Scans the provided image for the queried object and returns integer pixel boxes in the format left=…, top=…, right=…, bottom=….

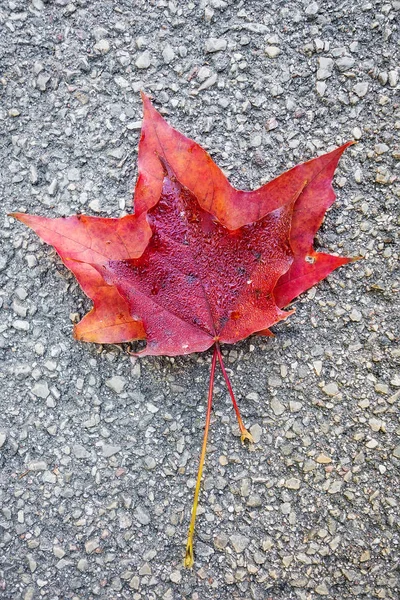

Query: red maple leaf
left=11, top=93, right=355, bottom=567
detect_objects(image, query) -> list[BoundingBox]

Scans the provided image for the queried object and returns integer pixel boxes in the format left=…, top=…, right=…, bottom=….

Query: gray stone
left=119, top=512, right=132, bottom=529
left=27, top=554, right=37, bottom=573
left=73, top=444, right=91, bottom=459
left=102, top=444, right=121, bottom=457
left=144, top=455, right=157, bottom=469
left=336, top=56, right=355, bottom=71
left=285, top=478, right=301, bottom=490
left=205, top=38, right=227, bottom=53
left=27, top=460, right=47, bottom=471
left=138, top=562, right=151, bottom=575
left=0, top=256, right=8, bottom=271
left=0, top=431, right=6, bottom=448
left=130, top=576, right=140, bottom=590
left=114, top=76, right=130, bottom=89
left=48, top=179, right=58, bottom=195
left=36, top=73, right=50, bottom=91
left=197, top=73, right=217, bottom=91
left=77, top=558, right=89, bottom=571
left=375, top=143, right=389, bottom=155
left=315, top=583, right=330, bottom=595
left=388, top=70, right=398, bottom=87
left=250, top=133, right=262, bottom=148
left=270, top=397, right=286, bottom=415
left=317, top=57, right=334, bottom=80
left=250, top=423, right=262, bottom=443
left=393, top=446, right=400, bottom=459
left=42, top=470, right=57, bottom=483
left=85, top=538, right=99, bottom=554
left=265, top=117, right=278, bottom=131
left=230, top=533, right=250, bottom=553
left=67, top=167, right=80, bottom=181
left=134, top=506, right=150, bottom=525
left=353, top=82, right=369, bottom=97
left=93, top=26, right=108, bottom=41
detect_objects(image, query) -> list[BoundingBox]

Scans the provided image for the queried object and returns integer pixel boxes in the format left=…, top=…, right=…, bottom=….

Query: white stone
left=388, top=70, right=398, bottom=87
left=305, top=2, right=319, bottom=15
left=13, top=320, right=30, bottom=331
left=197, top=66, right=212, bottom=82
left=316, top=81, right=327, bottom=96
left=317, top=57, right=333, bottom=80
left=93, top=39, right=110, bottom=54
left=285, top=478, right=301, bottom=490
left=205, top=37, right=227, bottom=53
left=265, top=46, right=280, bottom=58
left=170, top=570, right=182, bottom=583
left=106, top=376, right=126, bottom=394
left=322, top=382, right=339, bottom=397
left=31, top=381, right=50, bottom=399
left=349, top=308, right=362, bottom=321
left=135, top=51, right=151, bottom=69
left=162, top=44, right=175, bottom=64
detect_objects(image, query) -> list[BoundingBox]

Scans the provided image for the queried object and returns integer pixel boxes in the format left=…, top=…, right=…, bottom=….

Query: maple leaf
left=11, top=93, right=355, bottom=568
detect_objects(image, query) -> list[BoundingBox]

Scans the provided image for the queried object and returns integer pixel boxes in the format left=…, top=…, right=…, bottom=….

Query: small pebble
left=265, top=46, right=281, bottom=58
left=135, top=51, right=151, bottom=69
left=205, top=38, right=227, bottom=53
left=85, top=539, right=99, bottom=554
left=270, top=397, right=285, bottom=415
left=230, top=534, right=250, bottom=553
left=322, top=382, right=339, bottom=397
left=250, top=423, right=262, bottom=443
left=353, top=82, right=369, bottom=97
left=162, top=44, right=175, bottom=64
left=170, top=570, right=182, bottom=583
left=31, top=381, right=50, bottom=399
left=94, top=39, right=110, bottom=54
left=106, top=376, right=126, bottom=394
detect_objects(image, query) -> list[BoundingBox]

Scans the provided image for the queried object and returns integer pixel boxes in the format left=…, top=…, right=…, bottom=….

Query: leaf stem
left=184, top=345, right=218, bottom=568
left=214, top=342, right=254, bottom=444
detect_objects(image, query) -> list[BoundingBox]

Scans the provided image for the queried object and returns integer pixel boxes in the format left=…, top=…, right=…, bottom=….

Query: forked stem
left=214, top=342, right=254, bottom=444
left=184, top=345, right=218, bottom=568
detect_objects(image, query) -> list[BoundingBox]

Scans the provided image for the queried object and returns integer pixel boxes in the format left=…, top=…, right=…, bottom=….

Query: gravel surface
left=1, top=1, right=399, bottom=599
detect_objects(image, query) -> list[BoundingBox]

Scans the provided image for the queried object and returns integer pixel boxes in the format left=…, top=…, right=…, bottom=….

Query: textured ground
left=1, top=1, right=399, bottom=599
